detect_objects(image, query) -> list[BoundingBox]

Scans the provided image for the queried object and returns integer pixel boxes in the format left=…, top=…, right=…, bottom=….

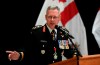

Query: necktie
left=51, top=30, right=56, bottom=40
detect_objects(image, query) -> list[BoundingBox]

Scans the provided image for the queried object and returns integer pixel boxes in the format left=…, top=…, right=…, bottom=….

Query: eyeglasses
left=47, top=16, right=59, bottom=19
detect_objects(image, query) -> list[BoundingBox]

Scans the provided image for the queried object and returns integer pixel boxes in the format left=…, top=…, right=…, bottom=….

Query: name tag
left=40, top=40, right=47, bottom=43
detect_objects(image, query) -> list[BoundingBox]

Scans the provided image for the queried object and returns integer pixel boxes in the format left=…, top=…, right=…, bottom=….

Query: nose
left=51, top=17, right=54, bottom=21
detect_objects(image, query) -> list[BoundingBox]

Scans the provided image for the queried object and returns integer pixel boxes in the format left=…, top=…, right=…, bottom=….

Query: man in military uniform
left=28, top=5, right=75, bottom=65
left=6, top=5, right=75, bottom=65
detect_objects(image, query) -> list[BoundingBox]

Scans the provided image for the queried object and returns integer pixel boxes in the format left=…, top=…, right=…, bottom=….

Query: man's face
left=45, top=9, right=60, bottom=29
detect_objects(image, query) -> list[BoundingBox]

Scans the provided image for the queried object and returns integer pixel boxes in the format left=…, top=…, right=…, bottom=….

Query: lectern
left=49, top=54, right=100, bottom=65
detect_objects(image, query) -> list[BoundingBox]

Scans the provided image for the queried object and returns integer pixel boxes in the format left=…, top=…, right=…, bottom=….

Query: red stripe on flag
left=61, top=1, right=78, bottom=26
left=59, top=0, right=66, bottom=2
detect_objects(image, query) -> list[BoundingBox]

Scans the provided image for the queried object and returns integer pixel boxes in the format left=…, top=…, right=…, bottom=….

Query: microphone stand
left=55, top=25, right=82, bottom=65
left=68, top=37, right=82, bottom=65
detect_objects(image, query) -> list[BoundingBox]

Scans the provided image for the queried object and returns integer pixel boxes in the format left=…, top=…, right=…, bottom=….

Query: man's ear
left=45, top=15, right=47, bottom=19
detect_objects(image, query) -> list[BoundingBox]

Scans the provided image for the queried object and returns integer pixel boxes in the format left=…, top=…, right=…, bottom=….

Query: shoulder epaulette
left=32, top=25, right=43, bottom=30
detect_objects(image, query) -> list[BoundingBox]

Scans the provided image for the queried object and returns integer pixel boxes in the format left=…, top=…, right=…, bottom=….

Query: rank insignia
left=43, top=26, right=46, bottom=32
left=32, top=25, right=42, bottom=30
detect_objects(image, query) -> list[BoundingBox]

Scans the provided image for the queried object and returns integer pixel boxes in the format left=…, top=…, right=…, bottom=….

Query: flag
left=36, top=0, right=88, bottom=56
left=92, top=8, right=100, bottom=48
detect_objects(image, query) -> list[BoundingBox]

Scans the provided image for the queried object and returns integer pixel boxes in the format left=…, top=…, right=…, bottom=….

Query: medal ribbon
left=54, top=47, right=56, bottom=52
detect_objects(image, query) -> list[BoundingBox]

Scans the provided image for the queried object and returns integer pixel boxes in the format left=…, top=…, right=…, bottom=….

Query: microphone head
left=55, top=25, right=62, bottom=29
left=55, top=25, right=74, bottom=39
left=55, top=25, right=58, bottom=29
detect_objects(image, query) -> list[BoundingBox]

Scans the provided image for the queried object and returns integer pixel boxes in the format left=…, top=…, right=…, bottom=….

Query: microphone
left=55, top=25, right=82, bottom=59
left=55, top=25, right=74, bottom=39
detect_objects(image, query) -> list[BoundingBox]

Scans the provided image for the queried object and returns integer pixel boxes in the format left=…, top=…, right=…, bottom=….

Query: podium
left=49, top=54, right=100, bottom=65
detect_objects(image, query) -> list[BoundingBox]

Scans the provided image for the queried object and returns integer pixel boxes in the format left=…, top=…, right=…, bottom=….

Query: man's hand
left=6, top=51, right=20, bottom=61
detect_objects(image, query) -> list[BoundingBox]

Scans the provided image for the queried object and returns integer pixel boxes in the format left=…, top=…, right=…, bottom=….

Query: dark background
left=1, top=0, right=100, bottom=55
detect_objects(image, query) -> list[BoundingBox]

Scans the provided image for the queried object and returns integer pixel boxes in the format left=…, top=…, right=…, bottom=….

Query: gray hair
left=46, top=5, right=60, bottom=13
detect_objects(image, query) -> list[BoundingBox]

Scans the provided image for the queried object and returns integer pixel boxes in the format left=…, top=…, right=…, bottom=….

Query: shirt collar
left=46, top=24, right=57, bottom=34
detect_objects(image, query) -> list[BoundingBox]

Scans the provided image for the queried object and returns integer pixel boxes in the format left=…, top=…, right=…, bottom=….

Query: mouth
left=50, top=22, right=55, bottom=25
